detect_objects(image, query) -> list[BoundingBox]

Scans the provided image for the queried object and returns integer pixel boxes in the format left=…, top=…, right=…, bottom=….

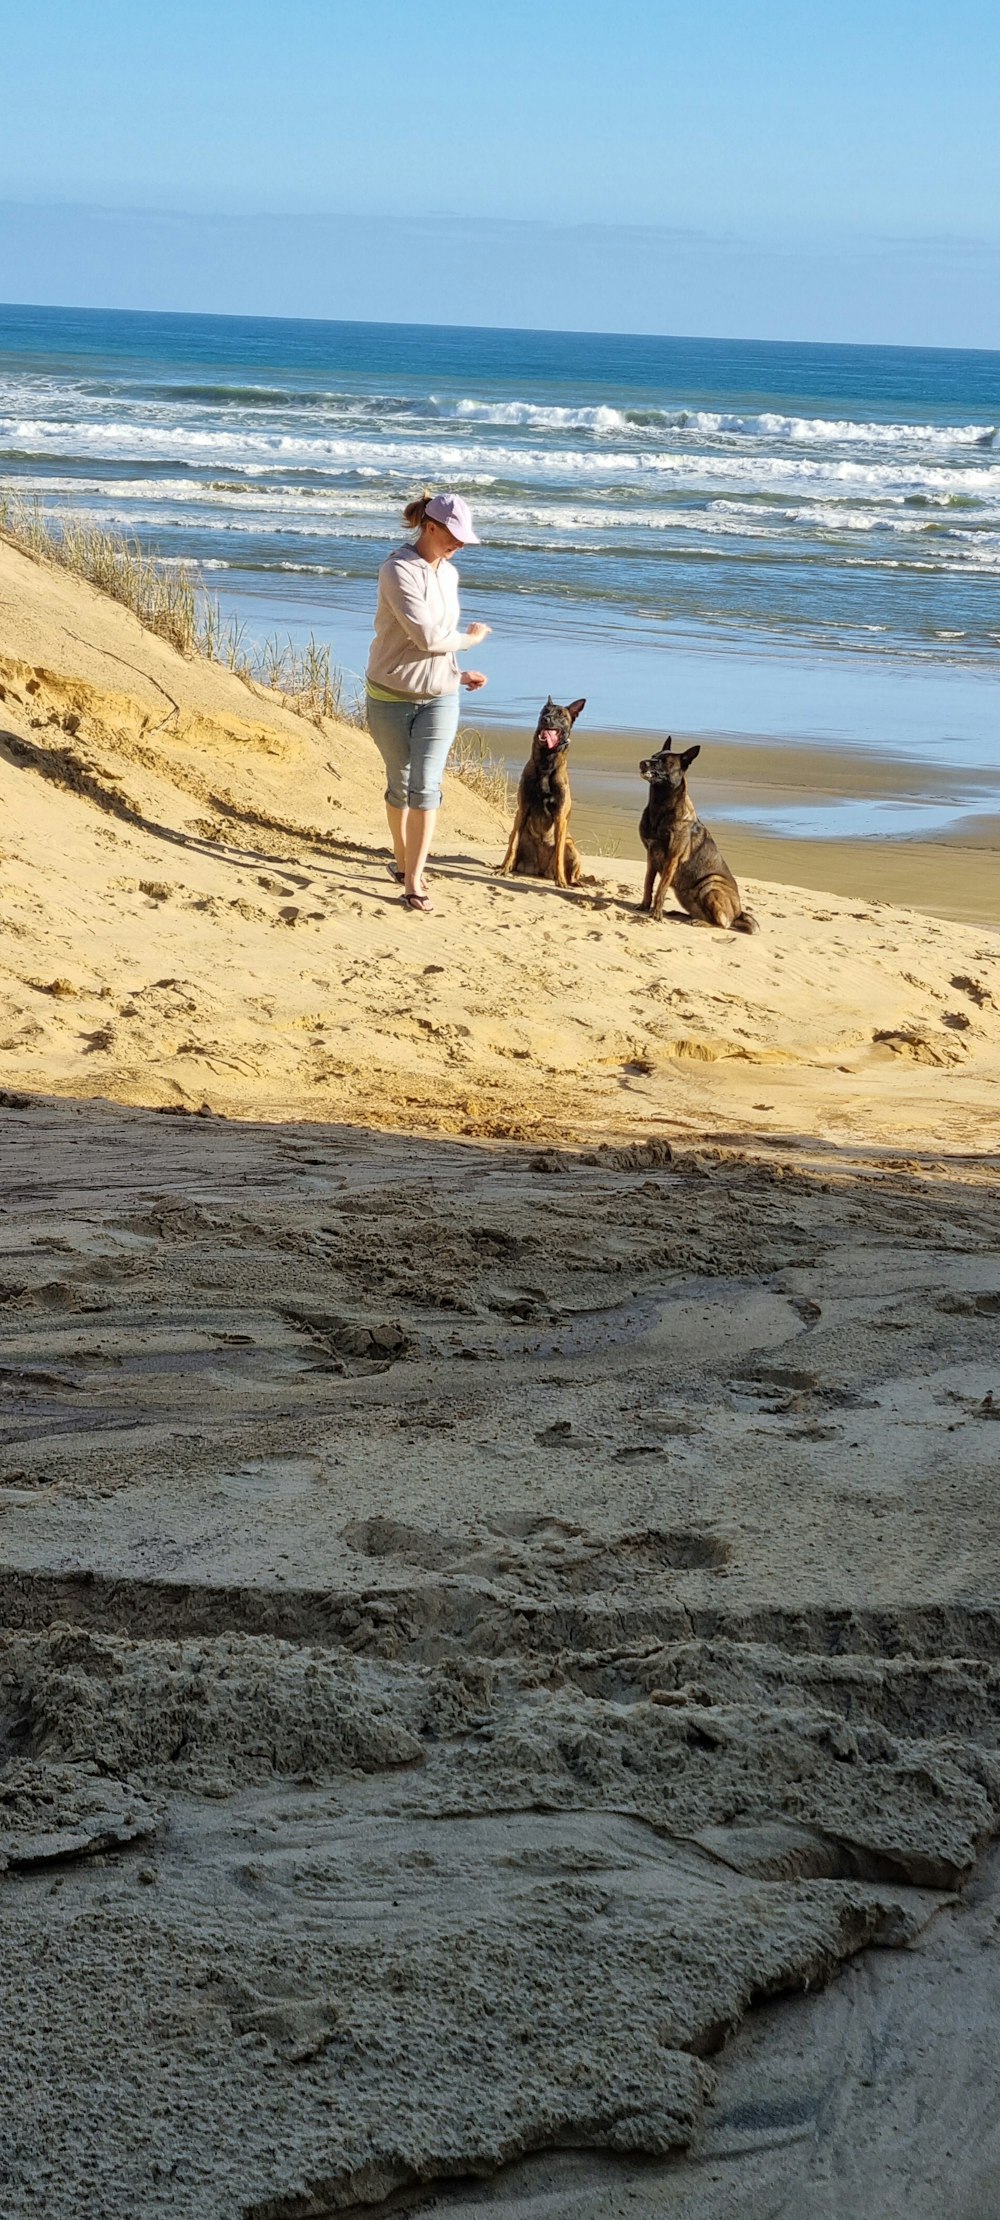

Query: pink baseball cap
left=425, top=491, right=480, bottom=544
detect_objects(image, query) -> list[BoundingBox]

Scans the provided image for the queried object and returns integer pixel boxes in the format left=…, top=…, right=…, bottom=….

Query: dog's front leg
left=640, top=853, right=658, bottom=912
left=553, top=803, right=572, bottom=888
left=498, top=797, right=527, bottom=876
left=652, top=851, right=680, bottom=921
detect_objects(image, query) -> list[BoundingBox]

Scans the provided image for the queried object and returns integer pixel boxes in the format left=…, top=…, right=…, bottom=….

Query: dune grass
left=197, top=599, right=365, bottom=726
left=447, top=725, right=511, bottom=814
left=0, top=490, right=362, bottom=725
left=0, top=491, right=199, bottom=654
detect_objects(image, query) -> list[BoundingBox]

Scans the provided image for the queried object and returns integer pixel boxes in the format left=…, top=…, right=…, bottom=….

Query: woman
left=366, top=489, right=490, bottom=912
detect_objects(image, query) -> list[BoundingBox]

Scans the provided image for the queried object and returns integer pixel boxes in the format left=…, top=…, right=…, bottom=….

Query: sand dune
left=1, top=535, right=999, bottom=2218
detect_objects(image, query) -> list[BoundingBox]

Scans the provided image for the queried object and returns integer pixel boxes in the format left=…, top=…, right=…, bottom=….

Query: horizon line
left=3, top=297, right=1000, bottom=363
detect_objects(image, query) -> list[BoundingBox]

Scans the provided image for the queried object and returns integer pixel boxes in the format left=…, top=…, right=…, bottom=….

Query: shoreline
left=477, top=722, right=1000, bottom=929
left=200, top=574, right=1000, bottom=927
left=219, top=571, right=1000, bottom=767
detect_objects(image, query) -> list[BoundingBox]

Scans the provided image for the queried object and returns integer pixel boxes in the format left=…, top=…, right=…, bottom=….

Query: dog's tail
left=732, top=908, right=759, bottom=934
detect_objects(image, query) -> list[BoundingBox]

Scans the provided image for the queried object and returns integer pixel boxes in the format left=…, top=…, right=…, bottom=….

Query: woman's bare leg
left=404, top=806, right=437, bottom=897
left=386, top=801, right=407, bottom=872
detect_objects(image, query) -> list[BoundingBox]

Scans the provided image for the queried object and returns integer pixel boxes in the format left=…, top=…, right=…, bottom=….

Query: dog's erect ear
left=565, top=698, right=586, bottom=722
left=663, top=736, right=673, bottom=752
left=678, top=745, right=701, bottom=771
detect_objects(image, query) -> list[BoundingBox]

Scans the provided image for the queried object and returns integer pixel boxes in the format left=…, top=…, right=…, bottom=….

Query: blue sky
left=2, top=0, right=999, bottom=343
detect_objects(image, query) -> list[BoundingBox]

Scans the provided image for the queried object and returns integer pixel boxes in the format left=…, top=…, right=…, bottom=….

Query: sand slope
left=1, top=536, right=998, bottom=1149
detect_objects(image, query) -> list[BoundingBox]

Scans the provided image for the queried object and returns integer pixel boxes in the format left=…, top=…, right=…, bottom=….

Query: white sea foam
left=426, top=394, right=999, bottom=453
left=3, top=359, right=997, bottom=461
left=14, top=467, right=1000, bottom=578
left=674, top=409, right=999, bottom=452
left=8, top=414, right=1000, bottom=511
left=430, top=397, right=631, bottom=434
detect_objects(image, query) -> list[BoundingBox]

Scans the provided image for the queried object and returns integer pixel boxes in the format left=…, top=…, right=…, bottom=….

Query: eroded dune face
left=2, top=1100, right=1000, bottom=2216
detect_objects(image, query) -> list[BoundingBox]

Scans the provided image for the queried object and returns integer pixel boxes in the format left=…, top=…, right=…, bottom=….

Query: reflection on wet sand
left=526, top=726, right=1000, bottom=927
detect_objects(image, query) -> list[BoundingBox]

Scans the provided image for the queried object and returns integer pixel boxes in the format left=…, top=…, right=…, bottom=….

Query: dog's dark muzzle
left=537, top=726, right=568, bottom=752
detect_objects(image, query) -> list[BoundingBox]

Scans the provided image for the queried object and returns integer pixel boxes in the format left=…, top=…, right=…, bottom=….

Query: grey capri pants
left=366, top=690, right=461, bottom=811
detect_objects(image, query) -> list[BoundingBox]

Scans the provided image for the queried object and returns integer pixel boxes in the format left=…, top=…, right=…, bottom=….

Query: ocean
left=2, top=301, right=998, bottom=861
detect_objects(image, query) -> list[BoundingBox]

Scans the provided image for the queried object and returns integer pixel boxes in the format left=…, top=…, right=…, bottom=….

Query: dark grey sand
left=2, top=1098, right=1000, bottom=2217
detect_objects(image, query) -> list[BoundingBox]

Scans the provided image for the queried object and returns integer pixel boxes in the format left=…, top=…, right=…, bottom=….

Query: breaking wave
left=431, top=394, right=999, bottom=453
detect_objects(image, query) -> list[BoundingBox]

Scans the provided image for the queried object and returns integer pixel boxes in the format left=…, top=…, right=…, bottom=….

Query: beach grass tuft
left=448, top=726, right=511, bottom=815
left=0, top=490, right=199, bottom=653
left=0, top=490, right=364, bottom=725
left=198, top=600, right=366, bottom=726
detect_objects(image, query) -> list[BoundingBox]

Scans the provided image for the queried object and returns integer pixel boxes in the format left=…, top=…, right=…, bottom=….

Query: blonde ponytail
left=403, top=487, right=434, bottom=531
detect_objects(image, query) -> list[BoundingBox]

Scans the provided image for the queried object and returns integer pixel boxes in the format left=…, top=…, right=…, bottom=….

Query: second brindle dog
left=639, top=738, right=759, bottom=932
left=499, top=696, right=586, bottom=888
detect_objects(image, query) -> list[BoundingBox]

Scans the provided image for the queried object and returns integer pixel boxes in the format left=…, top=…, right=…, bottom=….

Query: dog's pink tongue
left=539, top=729, right=560, bottom=748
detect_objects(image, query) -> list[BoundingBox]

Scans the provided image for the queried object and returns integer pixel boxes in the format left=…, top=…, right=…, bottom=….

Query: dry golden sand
left=1, top=534, right=1000, bottom=2218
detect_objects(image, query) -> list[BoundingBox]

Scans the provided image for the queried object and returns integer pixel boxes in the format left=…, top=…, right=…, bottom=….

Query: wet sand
left=507, top=725, right=1000, bottom=930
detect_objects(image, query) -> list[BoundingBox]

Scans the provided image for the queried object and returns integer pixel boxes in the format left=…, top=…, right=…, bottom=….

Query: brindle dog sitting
left=639, top=738, right=759, bottom=932
left=499, top=696, right=586, bottom=888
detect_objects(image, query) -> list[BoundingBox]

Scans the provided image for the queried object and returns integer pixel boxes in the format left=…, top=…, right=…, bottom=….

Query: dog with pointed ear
left=499, top=695, right=587, bottom=888
left=638, top=737, right=759, bottom=931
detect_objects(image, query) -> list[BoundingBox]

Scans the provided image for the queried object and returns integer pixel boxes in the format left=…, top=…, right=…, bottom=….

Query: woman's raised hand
left=466, top=622, right=491, bottom=644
